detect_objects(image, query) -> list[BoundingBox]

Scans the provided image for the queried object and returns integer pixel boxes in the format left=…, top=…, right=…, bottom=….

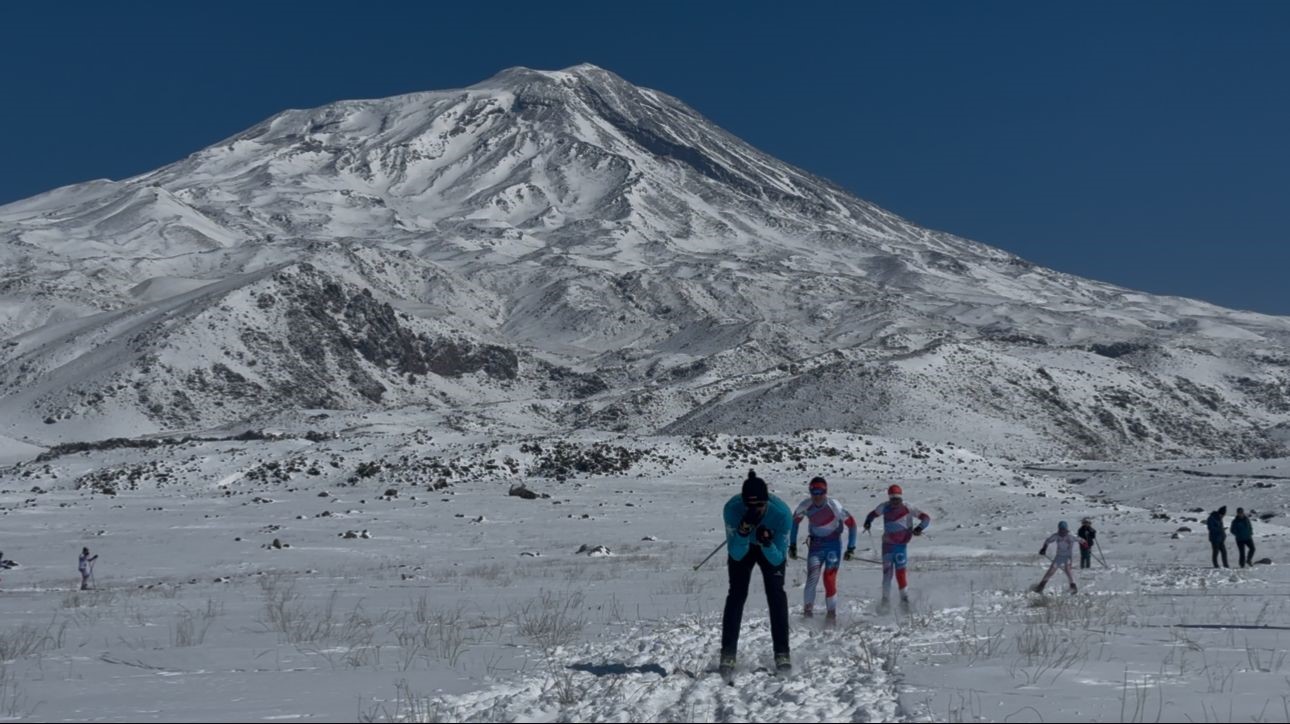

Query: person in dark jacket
left=1076, top=518, right=1096, bottom=569
left=720, top=469, right=793, bottom=679
left=1231, top=508, right=1255, bottom=568
left=1206, top=507, right=1229, bottom=568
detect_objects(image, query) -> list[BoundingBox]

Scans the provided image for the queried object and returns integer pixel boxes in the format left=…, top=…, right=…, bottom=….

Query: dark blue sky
left=4, top=2, right=1288, bottom=314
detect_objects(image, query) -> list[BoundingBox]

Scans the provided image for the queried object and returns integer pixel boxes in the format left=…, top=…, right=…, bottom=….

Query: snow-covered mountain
left=3, top=64, right=1289, bottom=458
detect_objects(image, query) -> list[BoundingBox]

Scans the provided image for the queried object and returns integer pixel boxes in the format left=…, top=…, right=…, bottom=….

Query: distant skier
left=1077, top=518, right=1097, bottom=569
left=1034, top=521, right=1079, bottom=594
left=78, top=547, right=98, bottom=590
left=720, top=469, right=793, bottom=679
left=1231, top=508, right=1256, bottom=568
left=1206, top=507, right=1229, bottom=568
left=789, top=476, right=858, bottom=621
left=863, top=484, right=930, bottom=613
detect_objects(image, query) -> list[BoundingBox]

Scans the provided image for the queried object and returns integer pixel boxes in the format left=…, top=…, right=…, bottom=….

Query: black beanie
left=1218, top=506, right=1227, bottom=516
left=742, top=469, right=769, bottom=504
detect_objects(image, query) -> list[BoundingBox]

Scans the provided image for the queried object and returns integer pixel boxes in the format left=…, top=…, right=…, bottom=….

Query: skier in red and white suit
left=863, top=484, right=930, bottom=613
left=789, top=476, right=857, bottom=620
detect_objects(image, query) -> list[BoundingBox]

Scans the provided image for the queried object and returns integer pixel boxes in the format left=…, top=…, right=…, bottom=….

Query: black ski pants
left=1237, top=539, right=1256, bottom=567
left=1211, top=540, right=1229, bottom=568
left=721, top=546, right=790, bottom=658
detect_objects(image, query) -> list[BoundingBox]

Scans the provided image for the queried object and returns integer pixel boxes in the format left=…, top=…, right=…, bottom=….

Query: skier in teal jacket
left=720, top=469, right=793, bottom=678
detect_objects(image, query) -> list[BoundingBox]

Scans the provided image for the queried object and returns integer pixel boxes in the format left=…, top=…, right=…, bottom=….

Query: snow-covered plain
left=2, top=418, right=1287, bottom=722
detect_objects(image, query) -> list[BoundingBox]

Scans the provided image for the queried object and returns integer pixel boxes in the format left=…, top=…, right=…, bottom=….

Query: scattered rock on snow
left=508, top=482, right=539, bottom=500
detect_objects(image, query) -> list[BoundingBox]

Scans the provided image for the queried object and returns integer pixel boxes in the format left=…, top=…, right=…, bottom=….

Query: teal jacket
left=724, top=494, right=792, bottom=566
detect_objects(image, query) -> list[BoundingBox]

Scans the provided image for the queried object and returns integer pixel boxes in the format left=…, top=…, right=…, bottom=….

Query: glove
left=844, top=547, right=855, bottom=561
left=863, top=523, right=871, bottom=533
left=912, top=527, right=924, bottom=537
left=1039, top=547, right=1047, bottom=556
left=755, top=526, right=774, bottom=546
left=737, top=521, right=754, bottom=536
left=789, top=544, right=798, bottom=560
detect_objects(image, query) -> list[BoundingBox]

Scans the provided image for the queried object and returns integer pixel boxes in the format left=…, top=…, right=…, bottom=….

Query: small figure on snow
left=1206, top=506, right=1230, bottom=569
left=789, top=476, right=858, bottom=622
left=1034, top=521, right=1079, bottom=594
left=78, top=547, right=98, bottom=590
left=0, top=551, right=16, bottom=570
left=1077, top=518, right=1097, bottom=569
left=863, top=484, right=931, bottom=614
left=720, top=470, right=793, bottom=679
left=1231, top=508, right=1256, bottom=568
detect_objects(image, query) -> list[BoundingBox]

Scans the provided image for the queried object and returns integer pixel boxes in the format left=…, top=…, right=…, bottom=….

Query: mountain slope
left=3, top=64, right=1289, bottom=458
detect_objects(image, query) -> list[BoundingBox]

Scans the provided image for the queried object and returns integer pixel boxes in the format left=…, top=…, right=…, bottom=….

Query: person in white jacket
left=1033, top=521, right=1078, bottom=594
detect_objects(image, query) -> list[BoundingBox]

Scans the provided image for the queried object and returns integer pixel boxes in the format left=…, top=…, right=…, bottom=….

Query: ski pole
left=693, top=540, right=727, bottom=571
left=1095, top=539, right=1109, bottom=568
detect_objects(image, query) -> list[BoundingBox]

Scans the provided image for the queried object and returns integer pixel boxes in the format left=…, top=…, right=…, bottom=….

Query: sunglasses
left=809, top=488, right=826, bottom=496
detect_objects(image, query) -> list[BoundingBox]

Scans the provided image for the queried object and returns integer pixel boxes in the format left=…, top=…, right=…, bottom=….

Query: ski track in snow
left=429, top=614, right=901, bottom=723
